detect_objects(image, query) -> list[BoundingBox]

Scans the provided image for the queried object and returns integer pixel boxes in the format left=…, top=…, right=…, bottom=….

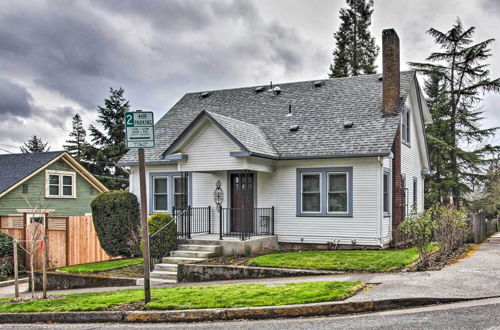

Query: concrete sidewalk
left=1, top=233, right=498, bottom=300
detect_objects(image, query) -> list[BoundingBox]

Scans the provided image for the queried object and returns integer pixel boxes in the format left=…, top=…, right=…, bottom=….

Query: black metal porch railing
left=149, top=206, right=211, bottom=269
left=173, top=206, right=212, bottom=239
left=219, top=207, right=274, bottom=241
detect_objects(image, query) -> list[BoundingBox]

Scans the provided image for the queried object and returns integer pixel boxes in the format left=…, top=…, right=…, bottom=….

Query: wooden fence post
left=13, top=238, right=18, bottom=298
left=65, top=217, right=70, bottom=267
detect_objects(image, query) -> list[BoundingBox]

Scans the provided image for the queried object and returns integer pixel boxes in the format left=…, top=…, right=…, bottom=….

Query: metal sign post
left=125, top=110, right=155, bottom=303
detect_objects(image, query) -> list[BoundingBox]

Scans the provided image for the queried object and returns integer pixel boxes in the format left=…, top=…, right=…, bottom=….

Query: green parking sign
left=125, top=111, right=155, bottom=148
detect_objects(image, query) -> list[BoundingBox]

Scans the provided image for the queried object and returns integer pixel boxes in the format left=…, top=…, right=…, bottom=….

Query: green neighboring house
left=0, top=151, right=108, bottom=218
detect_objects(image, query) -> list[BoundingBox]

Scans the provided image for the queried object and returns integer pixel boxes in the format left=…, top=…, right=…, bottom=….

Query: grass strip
left=56, top=258, right=143, bottom=274
left=0, top=281, right=362, bottom=313
left=249, top=246, right=437, bottom=271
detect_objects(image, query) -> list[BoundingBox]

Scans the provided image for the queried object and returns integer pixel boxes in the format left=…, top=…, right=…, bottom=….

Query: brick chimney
left=382, top=29, right=400, bottom=115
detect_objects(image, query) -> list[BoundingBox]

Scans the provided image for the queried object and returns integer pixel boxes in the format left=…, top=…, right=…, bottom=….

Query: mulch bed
left=407, top=244, right=473, bottom=271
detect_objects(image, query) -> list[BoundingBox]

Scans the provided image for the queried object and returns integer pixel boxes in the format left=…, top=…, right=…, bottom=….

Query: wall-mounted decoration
left=213, top=180, right=224, bottom=211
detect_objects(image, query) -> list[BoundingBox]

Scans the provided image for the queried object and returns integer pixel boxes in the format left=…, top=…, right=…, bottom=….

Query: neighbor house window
left=402, top=106, right=410, bottom=144
left=301, top=173, right=321, bottom=213
left=153, top=177, right=168, bottom=212
left=46, top=170, right=76, bottom=198
left=297, top=167, right=353, bottom=217
left=383, top=168, right=391, bottom=216
left=327, top=173, right=348, bottom=213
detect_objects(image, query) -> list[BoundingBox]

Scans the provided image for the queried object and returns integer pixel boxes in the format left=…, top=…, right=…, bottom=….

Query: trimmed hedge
left=149, top=213, right=177, bottom=263
left=91, top=191, right=141, bottom=258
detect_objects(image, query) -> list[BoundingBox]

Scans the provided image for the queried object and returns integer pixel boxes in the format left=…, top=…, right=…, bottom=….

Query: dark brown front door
left=230, top=172, right=254, bottom=233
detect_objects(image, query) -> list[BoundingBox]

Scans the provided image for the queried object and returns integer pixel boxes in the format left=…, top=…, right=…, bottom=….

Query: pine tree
left=328, top=0, right=379, bottom=78
left=20, top=135, right=50, bottom=153
left=63, top=114, right=87, bottom=161
left=85, top=87, right=130, bottom=189
left=410, top=19, right=500, bottom=207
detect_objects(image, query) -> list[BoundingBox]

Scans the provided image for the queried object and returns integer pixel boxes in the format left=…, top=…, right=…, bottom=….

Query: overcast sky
left=0, top=0, right=499, bottom=154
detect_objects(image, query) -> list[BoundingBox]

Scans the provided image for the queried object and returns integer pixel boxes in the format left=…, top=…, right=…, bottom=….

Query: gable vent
left=200, top=92, right=210, bottom=98
left=313, top=81, right=324, bottom=87
left=255, top=86, right=265, bottom=93
left=289, top=124, right=299, bottom=132
left=343, top=121, right=354, bottom=128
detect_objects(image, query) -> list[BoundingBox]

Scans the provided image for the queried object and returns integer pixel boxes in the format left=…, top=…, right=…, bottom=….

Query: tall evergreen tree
left=328, top=0, right=379, bottom=78
left=20, top=135, right=50, bottom=153
left=85, top=87, right=129, bottom=189
left=410, top=19, right=500, bottom=207
left=63, top=114, right=87, bottom=161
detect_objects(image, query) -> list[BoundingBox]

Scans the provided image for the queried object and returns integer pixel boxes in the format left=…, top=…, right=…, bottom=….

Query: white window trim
left=300, top=172, right=322, bottom=214
left=152, top=176, right=169, bottom=212
left=402, top=106, right=411, bottom=145
left=45, top=170, right=76, bottom=199
left=326, top=171, right=349, bottom=215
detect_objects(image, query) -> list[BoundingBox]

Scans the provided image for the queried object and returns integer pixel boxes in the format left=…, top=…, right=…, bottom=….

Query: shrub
left=399, top=210, right=436, bottom=267
left=432, top=206, right=468, bottom=256
left=148, top=213, right=176, bottom=262
left=0, top=232, right=13, bottom=258
left=91, top=191, right=141, bottom=257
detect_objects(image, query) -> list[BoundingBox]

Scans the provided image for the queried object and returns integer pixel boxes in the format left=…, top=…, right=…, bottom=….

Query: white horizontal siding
left=129, top=164, right=177, bottom=211
left=401, top=84, right=425, bottom=214
left=179, top=122, right=245, bottom=172
left=257, top=158, right=383, bottom=246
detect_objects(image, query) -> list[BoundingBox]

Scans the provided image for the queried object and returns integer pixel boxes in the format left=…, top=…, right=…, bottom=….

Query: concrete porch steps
left=142, top=243, right=222, bottom=286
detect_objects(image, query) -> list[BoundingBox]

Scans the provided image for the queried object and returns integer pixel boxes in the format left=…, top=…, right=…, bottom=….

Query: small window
left=413, top=177, right=418, bottom=207
left=28, top=214, right=45, bottom=226
left=22, top=183, right=28, bottom=194
left=328, top=173, right=348, bottom=213
left=153, top=177, right=168, bottom=212
left=301, top=173, right=321, bottom=213
left=46, top=171, right=76, bottom=198
left=402, top=106, right=410, bottom=144
left=173, top=176, right=188, bottom=210
left=383, top=170, right=390, bottom=215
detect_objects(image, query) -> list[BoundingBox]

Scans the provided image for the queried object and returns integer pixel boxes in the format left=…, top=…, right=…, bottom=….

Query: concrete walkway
left=1, top=233, right=499, bottom=300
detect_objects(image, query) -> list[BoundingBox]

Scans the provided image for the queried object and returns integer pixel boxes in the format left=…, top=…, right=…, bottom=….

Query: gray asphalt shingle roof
left=0, top=151, right=64, bottom=194
left=119, top=71, right=416, bottom=164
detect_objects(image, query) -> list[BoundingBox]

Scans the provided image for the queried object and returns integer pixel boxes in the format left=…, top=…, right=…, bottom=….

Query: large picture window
left=46, top=170, right=76, bottom=198
left=297, top=167, right=353, bottom=217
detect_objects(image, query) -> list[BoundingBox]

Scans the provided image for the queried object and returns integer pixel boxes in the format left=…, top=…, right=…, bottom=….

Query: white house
left=119, top=29, right=432, bottom=249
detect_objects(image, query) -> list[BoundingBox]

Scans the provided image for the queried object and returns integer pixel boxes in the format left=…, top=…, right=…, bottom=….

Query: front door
left=230, top=172, right=254, bottom=233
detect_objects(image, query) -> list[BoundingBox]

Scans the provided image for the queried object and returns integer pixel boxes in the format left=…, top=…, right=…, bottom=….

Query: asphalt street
left=1, top=297, right=500, bottom=330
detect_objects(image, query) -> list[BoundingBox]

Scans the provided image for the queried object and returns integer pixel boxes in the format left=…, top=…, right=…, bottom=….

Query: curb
left=0, top=296, right=497, bottom=324
left=0, top=278, right=28, bottom=288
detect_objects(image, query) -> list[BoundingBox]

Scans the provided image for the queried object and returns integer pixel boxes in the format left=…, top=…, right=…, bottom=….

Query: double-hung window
left=150, top=172, right=190, bottom=214
left=383, top=168, right=391, bottom=216
left=402, top=106, right=411, bottom=145
left=328, top=173, right=348, bottom=213
left=301, top=173, right=321, bottom=213
left=153, top=177, right=168, bottom=212
left=412, top=177, right=418, bottom=208
left=297, top=167, right=352, bottom=217
left=46, top=171, right=76, bottom=198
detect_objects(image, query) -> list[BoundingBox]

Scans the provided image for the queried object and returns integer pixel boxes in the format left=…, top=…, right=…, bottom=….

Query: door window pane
left=302, top=173, right=321, bottom=212
left=328, top=173, right=348, bottom=212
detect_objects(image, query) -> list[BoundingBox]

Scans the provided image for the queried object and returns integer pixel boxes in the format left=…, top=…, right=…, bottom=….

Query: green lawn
left=0, top=281, right=362, bottom=313
left=249, top=247, right=430, bottom=271
left=56, top=258, right=143, bottom=274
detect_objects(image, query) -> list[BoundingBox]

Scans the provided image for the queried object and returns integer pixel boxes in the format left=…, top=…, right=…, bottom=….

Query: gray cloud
left=0, top=78, right=33, bottom=118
